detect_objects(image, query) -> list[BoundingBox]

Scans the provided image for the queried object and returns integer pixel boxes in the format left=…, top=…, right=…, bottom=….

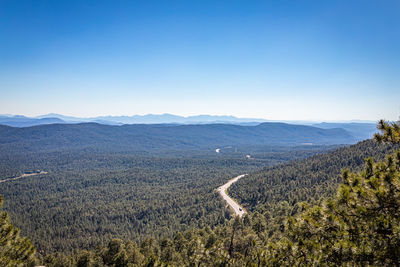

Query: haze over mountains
left=0, top=114, right=378, bottom=146
left=1, top=113, right=269, bottom=126
left=312, top=122, right=378, bottom=141
left=1, top=113, right=376, bottom=126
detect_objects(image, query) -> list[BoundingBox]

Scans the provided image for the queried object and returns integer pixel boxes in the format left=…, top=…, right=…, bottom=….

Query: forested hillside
left=36, top=121, right=400, bottom=266
left=2, top=120, right=400, bottom=266
left=229, top=139, right=399, bottom=213
left=0, top=195, right=37, bottom=266
left=0, top=142, right=332, bottom=254
left=0, top=122, right=356, bottom=153
left=36, top=124, right=400, bottom=266
left=0, top=152, right=254, bottom=253
left=313, top=122, right=377, bottom=141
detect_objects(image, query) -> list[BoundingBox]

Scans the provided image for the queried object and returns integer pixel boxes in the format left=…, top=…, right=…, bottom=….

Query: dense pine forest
left=229, top=139, right=399, bottom=213
left=1, top=120, right=400, bottom=266
left=0, top=127, right=334, bottom=255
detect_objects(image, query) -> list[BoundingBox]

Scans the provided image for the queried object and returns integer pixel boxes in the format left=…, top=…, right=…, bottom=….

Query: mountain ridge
left=2, top=113, right=377, bottom=126
left=0, top=122, right=357, bottom=153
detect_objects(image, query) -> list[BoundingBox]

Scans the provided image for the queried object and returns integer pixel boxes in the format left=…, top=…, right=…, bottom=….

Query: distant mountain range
left=0, top=114, right=378, bottom=142
left=312, top=122, right=377, bottom=141
left=0, top=115, right=65, bottom=127
left=1, top=113, right=376, bottom=126
left=1, top=113, right=269, bottom=127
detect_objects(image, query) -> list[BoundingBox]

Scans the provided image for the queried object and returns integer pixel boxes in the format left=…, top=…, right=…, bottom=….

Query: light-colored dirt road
left=218, top=174, right=247, bottom=217
left=0, top=171, right=48, bottom=183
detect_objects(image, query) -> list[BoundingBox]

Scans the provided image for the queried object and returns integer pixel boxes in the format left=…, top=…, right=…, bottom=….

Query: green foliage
left=0, top=141, right=328, bottom=254
left=49, top=145, right=400, bottom=266
left=0, top=122, right=356, bottom=154
left=1, top=155, right=248, bottom=253
left=4, top=121, right=400, bottom=266
left=375, top=119, right=400, bottom=144
left=42, top=215, right=267, bottom=267
left=0, top=195, right=37, bottom=267
left=230, top=139, right=398, bottom=214
left=265, top=150, right=400, bottom=265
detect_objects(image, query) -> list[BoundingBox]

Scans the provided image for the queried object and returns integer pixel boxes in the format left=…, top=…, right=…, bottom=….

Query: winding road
left=218, top=174, right=247, bottom=217
left=0, top=171, right=47, bottom=183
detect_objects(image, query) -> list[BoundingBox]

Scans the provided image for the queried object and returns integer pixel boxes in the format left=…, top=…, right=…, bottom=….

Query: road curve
left=0, top=171, right=47, bottom=183
left=218, top=174, right=247, bottom=217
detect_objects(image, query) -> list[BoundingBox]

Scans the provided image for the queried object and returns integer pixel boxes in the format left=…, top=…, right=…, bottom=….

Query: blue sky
left=0, top=0, right=399, bottom=121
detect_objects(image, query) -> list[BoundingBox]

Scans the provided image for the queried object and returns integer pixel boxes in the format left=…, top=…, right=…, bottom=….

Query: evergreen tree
left=375, top=119, right=400, bottom=144
left=266, top=120, right=400, bottom=266
left=0, top=195, right=37, bottom=267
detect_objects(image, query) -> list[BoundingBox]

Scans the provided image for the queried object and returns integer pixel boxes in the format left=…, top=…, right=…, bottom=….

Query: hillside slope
left=313, top=122, right=377, bottom=141
left=229, top=139, right=399, bottom=212
left=0, top=122, right=356, bottom=152
left=0, top=116, right=65, bottom=127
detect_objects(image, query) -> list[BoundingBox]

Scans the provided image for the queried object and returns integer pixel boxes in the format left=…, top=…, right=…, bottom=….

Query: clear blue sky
left=0, top=0, right=399, bottom=121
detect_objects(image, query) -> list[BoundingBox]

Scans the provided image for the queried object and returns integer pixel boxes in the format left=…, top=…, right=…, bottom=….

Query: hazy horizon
left=1, top=0, right=399, bottom=121
left=0, top=112, right=380, bottom=124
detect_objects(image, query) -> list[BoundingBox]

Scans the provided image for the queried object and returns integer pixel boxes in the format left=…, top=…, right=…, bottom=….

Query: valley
left=0, top=122, right=342, bottom=254
left=1, top=121, right=398, bottom=266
